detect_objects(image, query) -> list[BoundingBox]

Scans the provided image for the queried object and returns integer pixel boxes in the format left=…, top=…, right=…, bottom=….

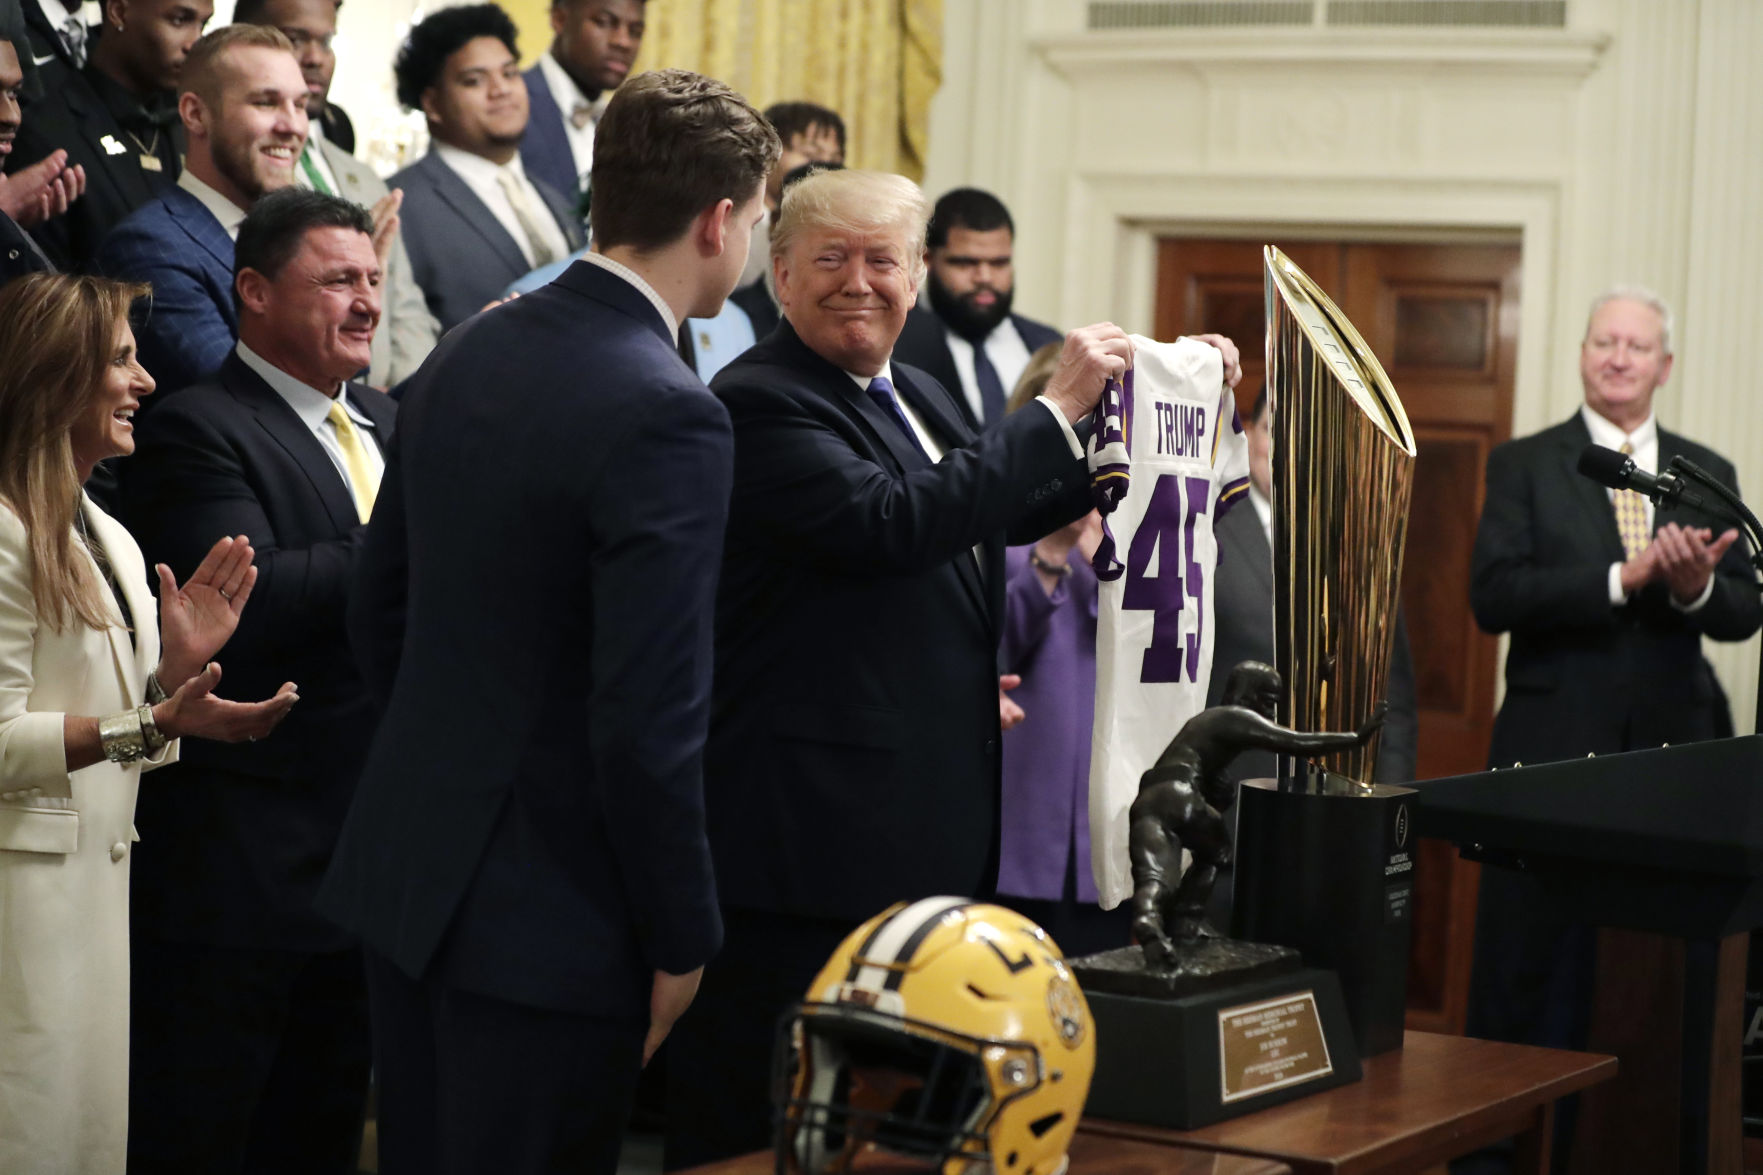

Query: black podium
left=1414, top=735, right=1763, bottom=1175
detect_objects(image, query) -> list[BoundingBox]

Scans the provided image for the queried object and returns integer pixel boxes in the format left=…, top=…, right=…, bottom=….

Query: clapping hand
left=0, top=150, right=86, bottom=229
left=153, top=663, right=297, bottom=744
left=157, top=535, right=255, bottom=691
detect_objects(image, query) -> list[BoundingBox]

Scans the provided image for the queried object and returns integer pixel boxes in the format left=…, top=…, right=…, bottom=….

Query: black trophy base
left=1232, top=768, right=1416, bottom=1057
left=1073, top=963, right=1361, bottom=1130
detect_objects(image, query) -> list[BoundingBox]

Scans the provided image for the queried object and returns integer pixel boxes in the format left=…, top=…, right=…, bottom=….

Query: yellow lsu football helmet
left=773, top=897, right=1095, bottom=1175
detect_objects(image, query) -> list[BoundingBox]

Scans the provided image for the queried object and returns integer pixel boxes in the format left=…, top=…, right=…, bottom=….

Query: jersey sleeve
left=1214, top=385, right=1252, bottom=519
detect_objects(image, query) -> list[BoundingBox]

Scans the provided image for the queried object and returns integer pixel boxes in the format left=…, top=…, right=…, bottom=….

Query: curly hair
left=393, top=3, right=519, bottom=112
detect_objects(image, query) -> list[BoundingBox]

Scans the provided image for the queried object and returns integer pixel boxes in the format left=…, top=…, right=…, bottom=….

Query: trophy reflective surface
left=1232, top=246, right=1420, bottom=1056
left=1265, top=245, right=1416, bottom=787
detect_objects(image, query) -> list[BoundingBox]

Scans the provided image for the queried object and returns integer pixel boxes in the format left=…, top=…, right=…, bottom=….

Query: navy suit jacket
left=317, top=262, right=727, bottom=1017
left=704, top=320, right=1090, bottom=923
left=893, top=306, right=1064, bottom=430
left=519, top=63, right=581, bottom=208
left=97, top=184, right=235, bottom=394
left=118, top=352, right=395, bottom=949
left=391, top=150, right=585, bottom=332
left=1471, top=413, right=1762, bottom=767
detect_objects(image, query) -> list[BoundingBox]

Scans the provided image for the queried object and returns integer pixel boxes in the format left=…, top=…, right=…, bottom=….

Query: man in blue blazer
left=316, top=69, right=779, bottom=1175
left=893, top=187, right=1064, bottom=430
left=119, top=189, right=395, bottom=1175
left=663, top=167, right=1181, bottom=1169
left=97, top=25, right=307, bottom=395
left=521, top=0, right=646, bottom=211
left=390, top=5, right=585, bottom=332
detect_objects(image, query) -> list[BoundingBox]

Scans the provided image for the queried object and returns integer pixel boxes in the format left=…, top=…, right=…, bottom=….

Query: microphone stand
left=1667, top=455, right=1763, bottom=732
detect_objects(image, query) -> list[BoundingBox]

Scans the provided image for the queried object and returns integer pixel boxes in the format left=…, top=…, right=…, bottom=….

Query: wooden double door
left=1155, top=237, right=1520, bottom=1034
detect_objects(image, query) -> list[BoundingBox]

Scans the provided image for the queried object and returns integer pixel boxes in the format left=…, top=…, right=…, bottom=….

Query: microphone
left=1576, top=444, right=1707, bottom=510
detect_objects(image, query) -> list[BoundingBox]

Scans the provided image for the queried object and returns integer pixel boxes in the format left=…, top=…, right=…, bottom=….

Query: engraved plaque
left=1217, top=989, right=1334, bottom=1102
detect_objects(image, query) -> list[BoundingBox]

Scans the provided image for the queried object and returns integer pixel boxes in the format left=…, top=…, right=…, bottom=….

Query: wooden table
left=677, top=1132, right=1292, bottom=1173
left=1083, top=1030, right=1616, bottom=1175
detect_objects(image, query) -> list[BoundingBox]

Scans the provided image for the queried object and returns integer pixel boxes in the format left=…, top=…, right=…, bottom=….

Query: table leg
left=1512, top=1101, right=1554, bottom=1175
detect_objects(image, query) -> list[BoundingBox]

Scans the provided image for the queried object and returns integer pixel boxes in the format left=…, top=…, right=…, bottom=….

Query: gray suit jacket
left=1207, top=499, right=1419, bottom=785
left=318, top=138, right=439, bottom=387
left=389, top=151, right=586, bottom=333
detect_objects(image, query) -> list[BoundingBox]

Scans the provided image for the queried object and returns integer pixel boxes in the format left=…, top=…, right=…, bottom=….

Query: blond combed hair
left=771, top=169, right=931, bottom=287
left=0, top=274, right=149, bottom=633
left=181, top=23, right=294, bottom=105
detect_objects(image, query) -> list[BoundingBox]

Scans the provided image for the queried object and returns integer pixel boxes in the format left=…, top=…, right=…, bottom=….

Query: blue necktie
left=972, top=342, right=1006, bottom=425
left=866, top=376, right=926, bottom=457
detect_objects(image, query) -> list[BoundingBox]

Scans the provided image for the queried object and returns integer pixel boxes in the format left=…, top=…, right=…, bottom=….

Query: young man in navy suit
left=521, top=0, right=645, bottom=210
left=120, top=187, right=394, bottom=1175
left=317, top=68, right=779, bottom=1175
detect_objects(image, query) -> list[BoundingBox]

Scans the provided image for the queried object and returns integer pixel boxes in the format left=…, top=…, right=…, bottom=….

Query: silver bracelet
left=138, top=704, right=167, bottom=756
left=97, top=709, right=147, bottom=763
left=145, top=670, right=168, bottom=704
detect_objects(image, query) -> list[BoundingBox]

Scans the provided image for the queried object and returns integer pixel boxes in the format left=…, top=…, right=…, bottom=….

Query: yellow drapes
left=502, top=0, right=943, bottom=181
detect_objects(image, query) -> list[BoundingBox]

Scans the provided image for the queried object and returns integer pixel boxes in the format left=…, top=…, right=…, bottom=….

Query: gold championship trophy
left=1231, top=246, right=1419, bottom=1055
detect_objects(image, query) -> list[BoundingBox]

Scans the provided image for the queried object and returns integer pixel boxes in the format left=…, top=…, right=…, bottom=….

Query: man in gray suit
left=1208, top=388, right=1420, bottom=784
left=232, top=0, right=439, bottom=386
left=389, top=4, right=585, bottom=332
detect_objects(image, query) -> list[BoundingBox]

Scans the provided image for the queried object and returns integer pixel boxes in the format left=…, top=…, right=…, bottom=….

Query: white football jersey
left=1086, top=336, right=1251, bottom=909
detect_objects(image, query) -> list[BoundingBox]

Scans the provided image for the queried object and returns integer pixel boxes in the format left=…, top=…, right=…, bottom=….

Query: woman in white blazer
left=0, top=274, right=300, bottom=1174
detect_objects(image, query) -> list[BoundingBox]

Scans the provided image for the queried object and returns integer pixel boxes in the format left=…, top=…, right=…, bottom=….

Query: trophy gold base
left=1074, top=963, right=1361, bottom=1129
left=1231, top=770, right=1416, bottom=1056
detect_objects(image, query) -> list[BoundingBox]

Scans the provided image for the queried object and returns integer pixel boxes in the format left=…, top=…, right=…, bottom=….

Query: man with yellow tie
left=116, top=187, right=395, bottom=1175
left=1463, top=285, right=1761, bottom=1170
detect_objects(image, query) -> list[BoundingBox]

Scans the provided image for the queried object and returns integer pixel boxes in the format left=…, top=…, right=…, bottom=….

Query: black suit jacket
left=118, top=352, right=395, bottom=951
left=704, top=320, right=1089, bottom=923
left=1205, top=499, right=1419, bottom=784
left=892, top=306, right=1063, bottom=430
left=1471, top=413, right=1762, bottom=767
left=316, top=262, right=727, bottom=1018
left=0, top=209, right=51, bottom=285
left=7, top=65, right=179, bottom=272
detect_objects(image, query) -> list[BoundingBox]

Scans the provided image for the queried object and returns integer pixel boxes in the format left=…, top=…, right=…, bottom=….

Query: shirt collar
left=578, top=250, right=678, bottom=340
left=1581, top=403, right=1657, bottom=454
left=235, top=341, right=372, bottom=429
left=845, top=362, right=895, bottom=392
left=537, top=51, right=600, bottom=116
left=434, top=140, right=530, bottom=188
left=177, top=168, right=248, bottom=237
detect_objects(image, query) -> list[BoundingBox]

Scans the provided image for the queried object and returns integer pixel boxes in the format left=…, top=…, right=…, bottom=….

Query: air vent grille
left=1087, top=0, right=1567, bottom=30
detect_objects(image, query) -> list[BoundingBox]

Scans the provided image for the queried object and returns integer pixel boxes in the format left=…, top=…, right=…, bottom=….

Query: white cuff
left=1036, top=396, right=1084, bottom=459
left=1607, top=562, right=1627, bottom=606
left=1670, top=574, right=1717, bottom=613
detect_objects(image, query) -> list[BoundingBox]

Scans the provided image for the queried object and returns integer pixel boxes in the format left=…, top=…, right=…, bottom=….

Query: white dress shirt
left=576, top=250, right=677, bottom=340
left=536, top=51, right=602, bottom=191
left=1580, top=404, right=1710, bottom=611
left=432, top=143, right=571, bottom=269
left=943, top=318, right=1034, bottom=424
left=178, top=169, right=247, bottom=240
left=236, top=342, right=385, bottom=492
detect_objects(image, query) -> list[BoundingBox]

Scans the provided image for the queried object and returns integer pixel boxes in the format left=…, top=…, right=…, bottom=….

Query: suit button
left=110, top=841, right=128, bottom=863
left=1050, top=478, right=1063, bottom=491
left=5, top=248, right=17, bottom=261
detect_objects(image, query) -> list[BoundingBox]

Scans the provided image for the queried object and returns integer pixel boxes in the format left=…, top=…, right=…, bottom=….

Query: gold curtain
left=505, top=0, right=943, bottom=181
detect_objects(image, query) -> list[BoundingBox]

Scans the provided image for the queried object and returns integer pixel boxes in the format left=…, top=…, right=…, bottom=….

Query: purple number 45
left=1121, top=474, right=1211, bottom=684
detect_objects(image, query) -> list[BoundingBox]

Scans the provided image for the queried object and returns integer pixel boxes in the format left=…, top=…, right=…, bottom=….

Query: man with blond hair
left=665, top=167, right=1243, bottom=1167
left=1465, top=286, right=1760, bottom=1166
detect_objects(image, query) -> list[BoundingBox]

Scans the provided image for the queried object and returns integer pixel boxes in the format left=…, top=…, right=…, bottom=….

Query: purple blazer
left=997, top=544, right=1099, bottom=902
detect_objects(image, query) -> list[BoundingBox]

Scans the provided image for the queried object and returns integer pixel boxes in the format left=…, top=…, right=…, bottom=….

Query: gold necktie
left=570, top=101, right=595, bottom=130
left=496, top=169, right=559, bottom=268
left=326, top=400, right=378, bottom=522
left=1613, top=441, right=1650, bottom=561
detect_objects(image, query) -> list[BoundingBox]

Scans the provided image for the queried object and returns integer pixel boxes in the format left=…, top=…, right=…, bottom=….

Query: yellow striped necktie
left=326, top=400, right=378, bottom=522
left=1612, top=441, right=1650, bottom=561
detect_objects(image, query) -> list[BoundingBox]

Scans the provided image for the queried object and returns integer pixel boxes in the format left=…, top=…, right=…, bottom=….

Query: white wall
left=925, top=0, right=1763, bottom=731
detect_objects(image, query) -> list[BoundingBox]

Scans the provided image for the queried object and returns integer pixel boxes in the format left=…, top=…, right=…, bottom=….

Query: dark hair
left=927, top=187, right=1014, bottom=250
left=1250, top=386, right=1269, bottom=423
left=763, top=101, right=846, bottom=156
left=232, top=0, right=343, bottom=23
left=393, top=3, right=518, bottom=112
left=233, top=188, right=374, bottom=310
left=591, top=69, right=781, bottom=253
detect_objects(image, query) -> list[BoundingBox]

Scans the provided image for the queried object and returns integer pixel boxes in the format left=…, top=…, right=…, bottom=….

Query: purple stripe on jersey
left=1087, top=370, right=1132, bottom=581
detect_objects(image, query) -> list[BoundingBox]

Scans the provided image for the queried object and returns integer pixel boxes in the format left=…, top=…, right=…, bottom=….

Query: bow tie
left=570, top=101, right=596, bottom=130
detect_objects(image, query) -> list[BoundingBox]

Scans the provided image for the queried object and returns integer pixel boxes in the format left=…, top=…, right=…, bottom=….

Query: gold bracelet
left=97, top=709, right=147, bottom=763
